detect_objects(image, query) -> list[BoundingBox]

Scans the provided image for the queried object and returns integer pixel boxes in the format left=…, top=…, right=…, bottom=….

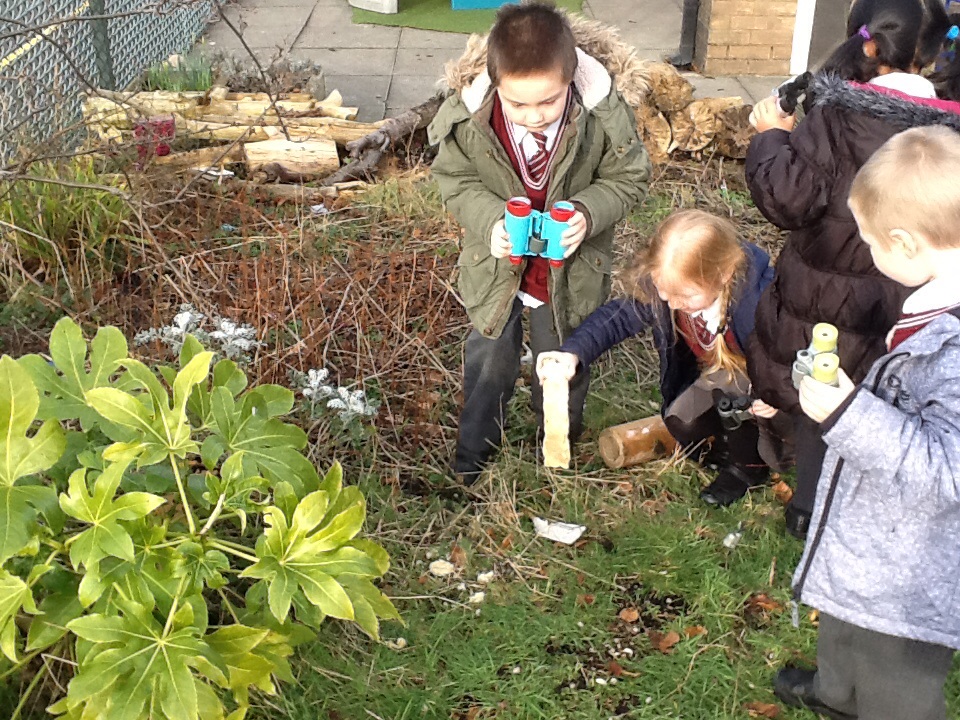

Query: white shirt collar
left=691, top=297, right=724, bottom=335
left=868, top=72, right=937, bottom=99
left=511, top=115, right=563, bottom=160
left=901, top=275, right=960, bottom=315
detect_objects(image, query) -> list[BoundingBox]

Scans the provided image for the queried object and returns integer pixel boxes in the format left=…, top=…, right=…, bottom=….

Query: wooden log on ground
left=154, top=145, right=245, bottom=169
left=321, top=93, right=446, bottom=185
left=244, top=138, right=340, bottom=178
left=668, top=97, right=743, bottom=153
left=643, top=63, right=695, bottom=114
left=222, top=178, right=368, bottom=204
left=635, top=104, right=671, bottom=165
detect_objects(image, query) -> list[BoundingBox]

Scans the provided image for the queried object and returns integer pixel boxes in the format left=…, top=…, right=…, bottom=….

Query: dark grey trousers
left=454, top=298, right=590, bottom=477
left=790, top=412, right=827, bottom=514
left=814, top=613, right=955, bottom=720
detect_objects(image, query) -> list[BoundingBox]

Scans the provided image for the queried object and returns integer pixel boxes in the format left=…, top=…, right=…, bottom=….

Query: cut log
left=154, top=145, right=245, bottom=169
left=634, top=104, right=671, bottom=165
left=714, top=104, right=757, bottom=159
left=178, top=120, right=270, bottom=142
left=669, top=97, right=743, bottom=153
left=221, top=178, right=368, bottom=204
left=643, top=62, right=695, bottom=114
left=243, top=138, right=340, bottom=178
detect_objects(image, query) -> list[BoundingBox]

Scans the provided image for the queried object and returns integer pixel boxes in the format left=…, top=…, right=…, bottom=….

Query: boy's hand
left=537, top=351, right=579, bottom=383
left=750, top=399, right=779, bottom=418
left=799, top=369, right=855, bottom=423
left=749, top=96, right=796, bottom=133
left=490, top=219, right=512, bottom=259
left=561, top=211, right=588, bottom=258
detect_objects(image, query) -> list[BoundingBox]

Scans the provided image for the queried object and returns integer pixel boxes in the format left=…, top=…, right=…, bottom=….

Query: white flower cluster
left=134, top=303, right=262, bottom=360
left=301, top=368, right=378, bottom=422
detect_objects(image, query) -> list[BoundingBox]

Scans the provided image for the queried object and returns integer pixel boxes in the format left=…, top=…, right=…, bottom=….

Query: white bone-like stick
left=540, top=359, right=571, bottom=469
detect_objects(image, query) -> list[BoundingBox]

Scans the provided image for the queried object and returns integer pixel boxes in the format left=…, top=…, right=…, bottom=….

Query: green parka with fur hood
left=427, top=21, right=650, bottom=340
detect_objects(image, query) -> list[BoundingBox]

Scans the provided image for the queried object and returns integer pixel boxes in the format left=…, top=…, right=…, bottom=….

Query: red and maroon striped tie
left=527, top=132, right=549, bottom=182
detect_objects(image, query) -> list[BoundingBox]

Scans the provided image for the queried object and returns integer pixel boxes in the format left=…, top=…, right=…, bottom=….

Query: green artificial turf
left=352, top=0, right=584, bottom=35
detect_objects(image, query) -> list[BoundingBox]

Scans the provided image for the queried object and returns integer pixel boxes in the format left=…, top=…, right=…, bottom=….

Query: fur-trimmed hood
left=810, top=72, right=960, bottom=131
left=441, top=11, right=652, bottom=109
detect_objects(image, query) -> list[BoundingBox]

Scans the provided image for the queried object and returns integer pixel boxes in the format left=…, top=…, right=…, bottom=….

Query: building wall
left=695, top=0, right=799, bottom=75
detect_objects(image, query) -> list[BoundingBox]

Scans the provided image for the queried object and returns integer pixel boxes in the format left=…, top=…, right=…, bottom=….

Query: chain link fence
left=0, top=0, right=212, bottom=163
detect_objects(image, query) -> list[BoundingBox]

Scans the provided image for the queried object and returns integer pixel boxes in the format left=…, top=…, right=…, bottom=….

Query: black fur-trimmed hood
left=809, top=72, right=960, bottom=133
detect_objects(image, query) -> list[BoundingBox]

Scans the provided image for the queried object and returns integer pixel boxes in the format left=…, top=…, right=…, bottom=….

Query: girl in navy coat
left=537, top=209, right=779, bottom=505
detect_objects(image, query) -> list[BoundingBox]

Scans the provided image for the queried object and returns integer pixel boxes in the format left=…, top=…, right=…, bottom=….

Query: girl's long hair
left=818, top=0, right=925, bottom=81
left=621, top=210, right=747, bottom=378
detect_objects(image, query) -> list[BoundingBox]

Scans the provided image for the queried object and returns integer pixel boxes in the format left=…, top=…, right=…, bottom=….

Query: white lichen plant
left=134, top=303, right=261, bottom=361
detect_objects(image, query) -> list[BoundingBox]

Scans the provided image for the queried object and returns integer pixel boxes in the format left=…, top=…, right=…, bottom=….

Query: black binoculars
left=715, top=394, right=753, bottom=431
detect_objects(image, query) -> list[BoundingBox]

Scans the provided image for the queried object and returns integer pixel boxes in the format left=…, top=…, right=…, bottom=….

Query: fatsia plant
left=0, top=318, right=400, bottom=720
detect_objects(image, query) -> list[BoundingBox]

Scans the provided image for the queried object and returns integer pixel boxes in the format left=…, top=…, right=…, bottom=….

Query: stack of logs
left=637, top=63, right=756, bottom=165
left=81, top=61, right=756, bottom=193
left=83, top=87, right=377, bottom=182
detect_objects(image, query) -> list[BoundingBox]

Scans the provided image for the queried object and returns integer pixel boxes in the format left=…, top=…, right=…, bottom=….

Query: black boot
left=666, top=0, right=700, bottom=68
left=773, top=667, right=857, bottom=720
left=700, top=416, right=769, bottom=506
left=785, top=503, right=813, bottom=539
left=700, top=464, right=769, bottom=506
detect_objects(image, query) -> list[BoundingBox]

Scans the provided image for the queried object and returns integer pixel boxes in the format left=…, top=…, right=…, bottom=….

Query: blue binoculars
left=504, top=197, right=575, bottom=267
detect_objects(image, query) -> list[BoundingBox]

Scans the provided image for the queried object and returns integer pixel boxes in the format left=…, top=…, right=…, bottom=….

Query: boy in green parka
left=428, top=2, right=650, bottom=482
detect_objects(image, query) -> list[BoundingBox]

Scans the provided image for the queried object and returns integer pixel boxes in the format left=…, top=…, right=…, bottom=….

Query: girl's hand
left=750, top=399, right=780, bottom=418
left=537, top=351, right=579, bottom=383
left=491, top=219, right=512, bottom=259
left=798, top=369, right=855, bottom=423
left=561, top=211, right=588, bottom=258
left=749, top=96, right=796, bottom=133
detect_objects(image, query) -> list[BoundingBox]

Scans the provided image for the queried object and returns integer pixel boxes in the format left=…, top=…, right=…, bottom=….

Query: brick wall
left=695, top=0, right=798, bottom=75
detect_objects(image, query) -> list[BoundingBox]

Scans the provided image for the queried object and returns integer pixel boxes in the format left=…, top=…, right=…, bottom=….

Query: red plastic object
left=507, top=196, right=532, bottom=217
left=549, top=259, right=564, bottom=268
left=134, top=114, right=176, bottom=166
left=550, top=203, right=576, bottom=222
left=509, top=256, right=523, bottom=265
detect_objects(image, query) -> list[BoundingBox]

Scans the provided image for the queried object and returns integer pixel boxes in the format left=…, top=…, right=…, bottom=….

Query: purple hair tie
left=858, top=24, right=872, bottom=40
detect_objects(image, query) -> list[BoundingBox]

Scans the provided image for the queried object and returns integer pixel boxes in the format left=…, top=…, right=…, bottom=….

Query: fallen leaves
left=744, top=700, right=781, bottom=718
left=576, top=594, right=596, bottom=607
left=743, top=592, right=784, bottom=626
left=618, top=607, right=639, bottom=623
left=683, top=625, right=707, bottom=639
left=450, top=543, right=467, bottom=569
left=647, top=629, right=681, bottom=654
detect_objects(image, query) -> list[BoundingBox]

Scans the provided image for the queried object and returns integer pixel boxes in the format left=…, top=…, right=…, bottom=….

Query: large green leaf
left=60, top=461, right=165, bottom=573
left=0, top=568, right=37, bottom=661
left=207, top=388, right=319, bottom=496
left=0, top=356, right=66, bottom=487
left=27, top=587, right=84, bottom=652
left=204, top=624, right=294, bottom=710
left=85, top=353, right=213, bottom=465
left=240, top=489, right=390, bottom=624
left=0, top=356, right=65, bottom=562
left=18, top=318, right=127, bottom=429
left=64, top=600, right=206, bottom=720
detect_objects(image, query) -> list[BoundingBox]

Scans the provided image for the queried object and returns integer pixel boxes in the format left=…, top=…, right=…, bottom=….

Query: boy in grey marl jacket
left=772, top=126, right=960, bottom=720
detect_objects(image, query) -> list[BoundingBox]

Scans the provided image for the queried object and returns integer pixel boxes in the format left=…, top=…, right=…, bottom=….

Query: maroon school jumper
left=675, top=311, right=741, bottom=361
left=489, top=90, right=571, bottom=303
left=888, top=302, right=960, bottom=350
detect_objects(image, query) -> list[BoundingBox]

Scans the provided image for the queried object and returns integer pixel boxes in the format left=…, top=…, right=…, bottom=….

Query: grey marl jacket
left=792, top=311, right=960, bottom=650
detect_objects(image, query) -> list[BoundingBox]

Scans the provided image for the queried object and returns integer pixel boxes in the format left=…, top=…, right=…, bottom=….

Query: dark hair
left=917, top=0, right=952, bottom=68
left=487, top=2, right=578, bottom=86
left=818, top=0, right=923, bottom=81
left=930, top=9, right=960, bottom=100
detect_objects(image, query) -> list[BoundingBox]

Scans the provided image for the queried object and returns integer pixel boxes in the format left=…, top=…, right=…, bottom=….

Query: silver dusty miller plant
left=135, top=303, right=261, bottom=361
left=298, top=368, right=379, bottom=422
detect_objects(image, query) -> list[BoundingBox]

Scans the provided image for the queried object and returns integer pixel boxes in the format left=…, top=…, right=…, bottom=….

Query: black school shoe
left=785, top=504, right=813, bottom=540
left=700, top=464, right=769, bottom=507
left=773, top=667, right=857, bottom=720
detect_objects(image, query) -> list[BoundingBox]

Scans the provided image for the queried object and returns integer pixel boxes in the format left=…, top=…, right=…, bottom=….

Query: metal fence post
left=89, top=0, right=116, bottom=90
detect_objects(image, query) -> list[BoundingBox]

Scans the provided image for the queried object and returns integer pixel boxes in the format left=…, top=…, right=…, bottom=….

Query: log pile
left=632, top=63, right=757, bottom=164
left=82, top=86, right=385, bottom=184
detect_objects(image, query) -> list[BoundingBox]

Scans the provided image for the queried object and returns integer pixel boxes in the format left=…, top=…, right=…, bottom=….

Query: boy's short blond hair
left=848, top=125, right=960, bottom=249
